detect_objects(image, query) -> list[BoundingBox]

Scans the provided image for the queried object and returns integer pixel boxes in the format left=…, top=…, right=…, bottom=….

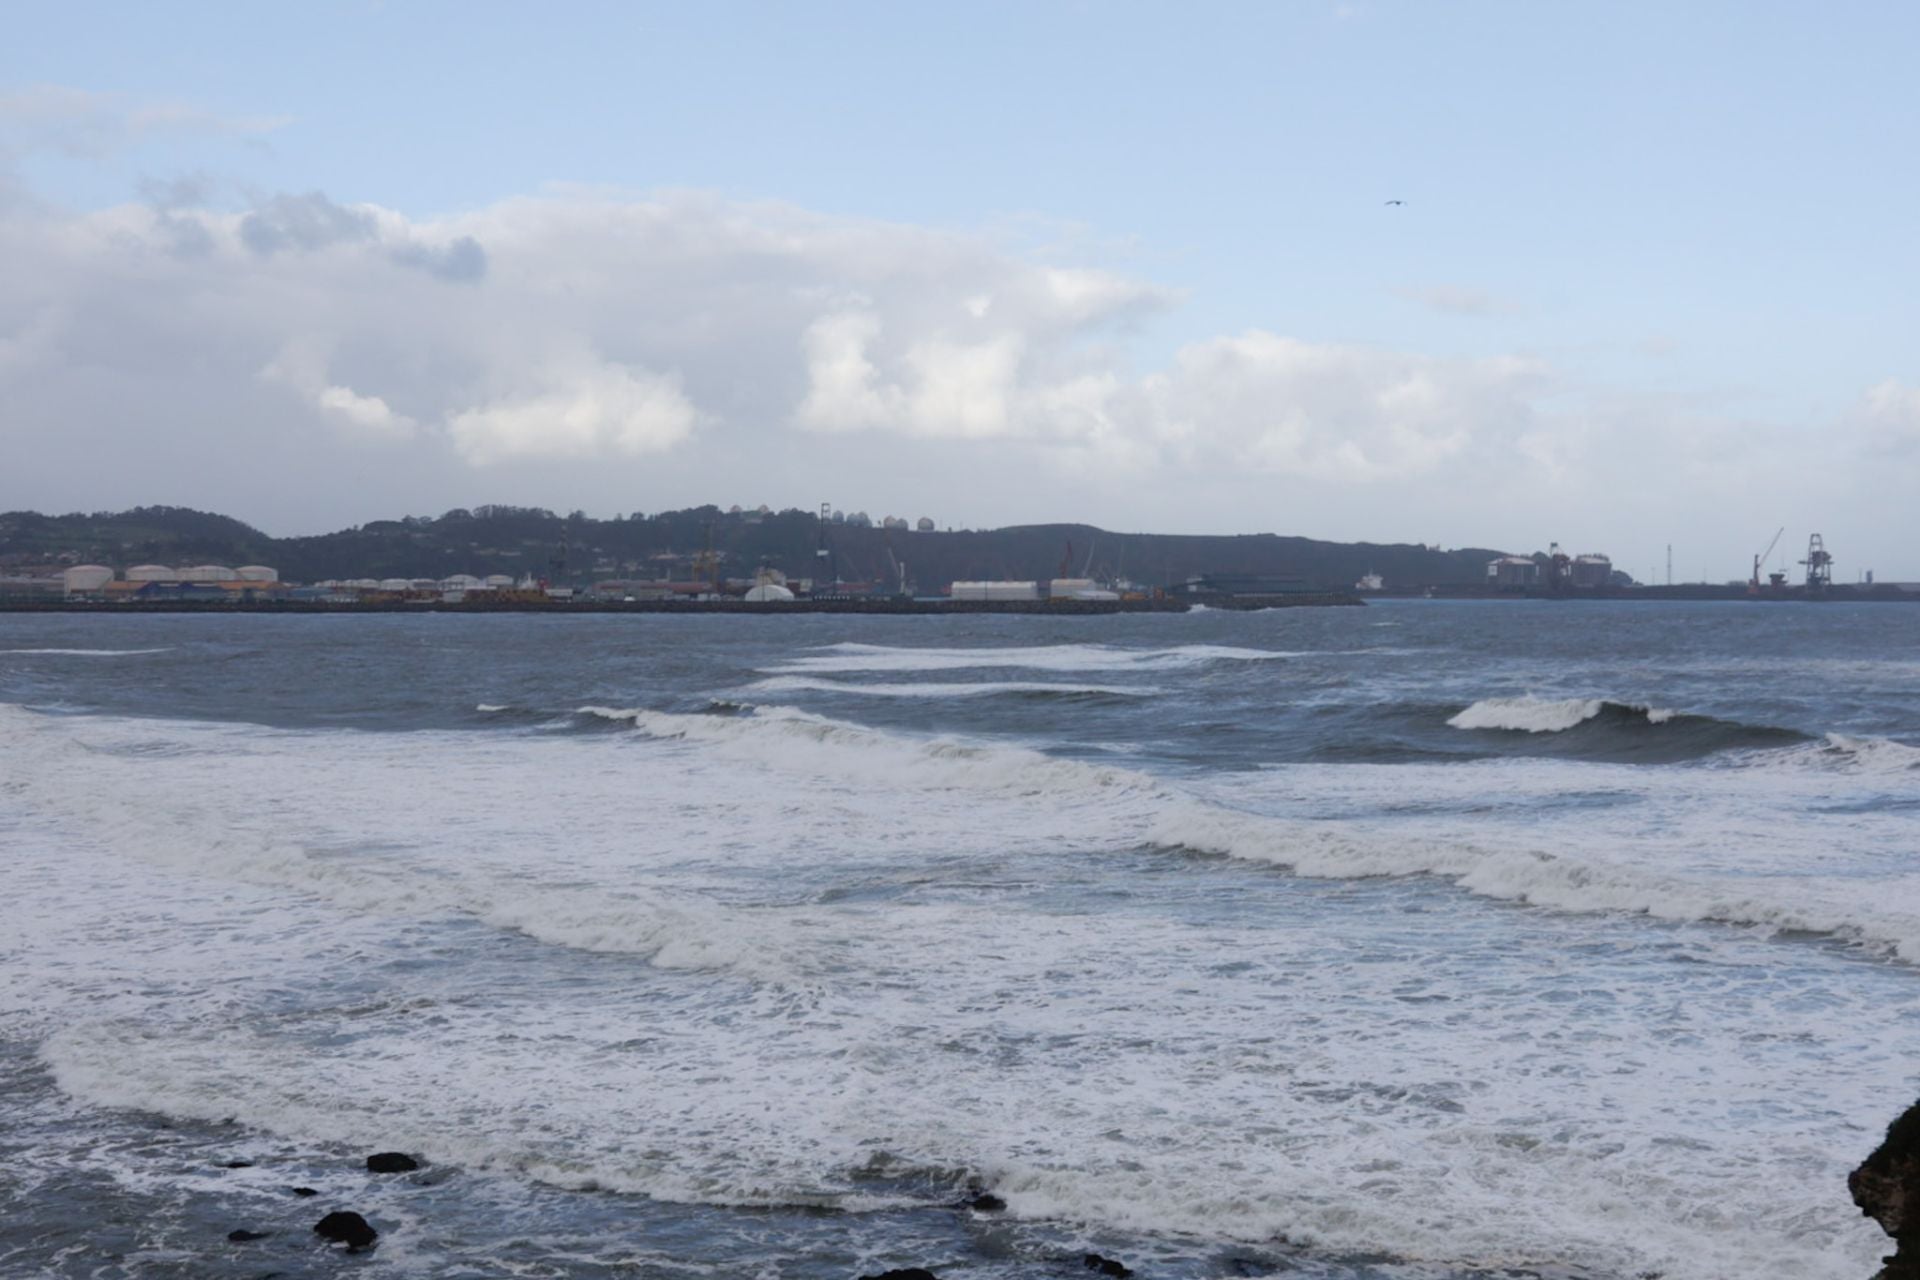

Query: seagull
left=1385, top=199, right=1406, bottom=206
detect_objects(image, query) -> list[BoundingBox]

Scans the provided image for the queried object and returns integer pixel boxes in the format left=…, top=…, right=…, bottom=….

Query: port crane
left=1749, top=527, right=1785, bottom=593
left=1800, top=533, right=1833, bottom=593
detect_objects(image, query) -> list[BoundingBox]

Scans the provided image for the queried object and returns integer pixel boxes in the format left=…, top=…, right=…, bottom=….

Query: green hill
left=0, top=504, right=1512, bottom=591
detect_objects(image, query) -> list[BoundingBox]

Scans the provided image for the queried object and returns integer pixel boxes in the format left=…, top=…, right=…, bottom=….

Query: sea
left=2, top=601, right=1917, bottom=1280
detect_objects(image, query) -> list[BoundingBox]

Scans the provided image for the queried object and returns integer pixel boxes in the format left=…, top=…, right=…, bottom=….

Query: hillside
left=0, top=505, right=1514, bottom=591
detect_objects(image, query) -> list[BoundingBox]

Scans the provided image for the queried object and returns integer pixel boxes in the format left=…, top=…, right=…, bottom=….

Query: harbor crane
left=1800, top=533, right=1833, bottom=593
left=1750, top=527, right=1784, bottom=593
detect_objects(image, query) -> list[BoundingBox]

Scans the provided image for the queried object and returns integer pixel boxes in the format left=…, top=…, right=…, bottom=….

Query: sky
left=2, top=1, right=1917, bottom=580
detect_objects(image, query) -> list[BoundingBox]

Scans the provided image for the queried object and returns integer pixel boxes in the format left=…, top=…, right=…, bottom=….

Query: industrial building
left=1487, top=556, right=1541, bottom=588
left=950, top=581, right=1040, bottom=602
left=60, top=564, right=286, bottom=601
left=1569, top=554, right=1613, bottom=589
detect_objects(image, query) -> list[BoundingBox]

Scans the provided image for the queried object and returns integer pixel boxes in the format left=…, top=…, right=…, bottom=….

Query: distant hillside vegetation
left=0, top=504, right=1512, bottom=590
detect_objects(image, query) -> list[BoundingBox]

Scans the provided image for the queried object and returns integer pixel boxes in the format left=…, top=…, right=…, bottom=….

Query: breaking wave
left=1447, top=696, right=1809, bottom=761
left=1147, top=801, right=1920, bottom=964
left=557, top=702, right=1920, bottom=962
left=765, top=642, right=1301, bottom=675
left=743, top=675, right=1159, bottom=701
left=1822, top=733, right=1920, bottom=773
left=0, top=647, right=174, bottom=656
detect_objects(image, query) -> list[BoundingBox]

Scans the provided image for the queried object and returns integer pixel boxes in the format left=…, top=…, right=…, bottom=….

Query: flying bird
left=1385, top=199, right=1406, bottom=206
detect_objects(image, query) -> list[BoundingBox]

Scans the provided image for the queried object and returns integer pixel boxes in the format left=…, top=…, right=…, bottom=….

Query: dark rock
left=857, top=1270, right=937, bottom=1280
left=227, top=1229, right=270, bottom=1242
left=365, top=1152, right=419, bottom=1173
left=1853, top=1101, right=1920, bottom=1278
left=289, top=1186, right=319, bottom=1197
left=967, top=1192, right=1006, bottom=1212
left=313, top=1211, right=378, bottom=1250
left=223, top=1159, right=255, bottom=1169
left=1083, top=1254, right=1133, bottom=1278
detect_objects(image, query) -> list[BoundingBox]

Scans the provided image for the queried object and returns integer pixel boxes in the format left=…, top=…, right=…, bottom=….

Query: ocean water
left=2, top=601, right=1917, bottom=1280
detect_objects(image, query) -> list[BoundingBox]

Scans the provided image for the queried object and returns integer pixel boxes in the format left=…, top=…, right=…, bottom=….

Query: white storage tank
left=378, top=578, right=413, bottom=592
left=180, top=565, right=235, bottom=582
left=126, top=564, right=176, bottom=582
left=439, top=574, right=483, bottom=590
left=950, top=581, right=1040, bottom=602
left=62, top=565, right=115, bottom=595
left=484, top=574, right=515, bottom=588
left=743, top=583, right=795, bottom=602
left=235, top=565, right=279, bottom=582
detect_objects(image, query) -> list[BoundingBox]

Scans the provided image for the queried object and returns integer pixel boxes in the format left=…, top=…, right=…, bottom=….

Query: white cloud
left=1396, top=284, right=1518, bottom=318
left=317, top=384, right=416, bottom=439
left=1863, top=379, right=1920, bottom=449
left=447, top=360, right=696, bottom=464
left=0, top=180, right=1912, bottom=569
left=796, top=309, right=895, bottom=431
left=1130, top=333, right=1540, bottom=481
left=0, top=84, right=288, bottom=158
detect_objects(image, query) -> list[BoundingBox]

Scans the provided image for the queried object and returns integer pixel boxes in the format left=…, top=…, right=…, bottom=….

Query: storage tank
left=126, top=564, right=175, bottom=582
left=439, top=574, right=483, bottom=590
left=235, top=565, right=279, bottom=583
left=743, top=583, right=795, bottom=602
left=950, top=581, right=1040, bottom=602
left=62, top=565, right=115, bottom=595
left=1048, top=577, right=1099, bottom=598
left=378, top=578, right=413, bottom=592
left=180, top=565, right=235, bottom=582
left=484, top=574, right=515, bottom=588
left=1570, top=554, right=1613, bottom=589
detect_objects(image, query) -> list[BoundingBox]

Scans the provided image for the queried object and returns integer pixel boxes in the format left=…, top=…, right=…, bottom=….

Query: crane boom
left=1751, top=526, right=1785, bottom=591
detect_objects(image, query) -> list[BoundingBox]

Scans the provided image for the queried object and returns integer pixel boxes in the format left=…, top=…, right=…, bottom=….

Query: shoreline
left=0, top=594, right=1367, bottom=615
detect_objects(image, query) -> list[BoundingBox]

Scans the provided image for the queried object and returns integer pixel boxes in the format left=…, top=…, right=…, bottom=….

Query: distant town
left=1, top=504, right=1912, bottom=609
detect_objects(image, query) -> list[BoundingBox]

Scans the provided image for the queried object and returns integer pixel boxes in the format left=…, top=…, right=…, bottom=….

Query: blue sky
left=3, top=1, right=1917, bottom=577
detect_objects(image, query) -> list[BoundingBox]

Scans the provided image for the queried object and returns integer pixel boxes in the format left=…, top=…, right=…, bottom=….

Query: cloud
left=388, top=235, right=487, bottom=283
left=1862, top=379, right=1920, bottom=452
left=1396, top=285, right=1518, bottom=317
left=447, top=360, right=696, bottom=464
left=317, top=384, right=417, bottom=439
left=1135, top=334, right=1542, bottom=481
left=0, top=181, right=1910, bottom=568
left=0, top=84, right=288, bottom=159
left=239, top=190, right=378, bottom=254
left=237, top=190, right=486, bottom=281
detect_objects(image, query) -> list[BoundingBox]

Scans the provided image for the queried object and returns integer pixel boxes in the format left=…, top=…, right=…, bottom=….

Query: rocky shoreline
left=1853, top=1101, right=1920, bottom=1279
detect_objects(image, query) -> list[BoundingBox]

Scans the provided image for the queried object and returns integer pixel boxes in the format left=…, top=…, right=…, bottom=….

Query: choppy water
left=2, top=602, right=1917, bottom=1279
